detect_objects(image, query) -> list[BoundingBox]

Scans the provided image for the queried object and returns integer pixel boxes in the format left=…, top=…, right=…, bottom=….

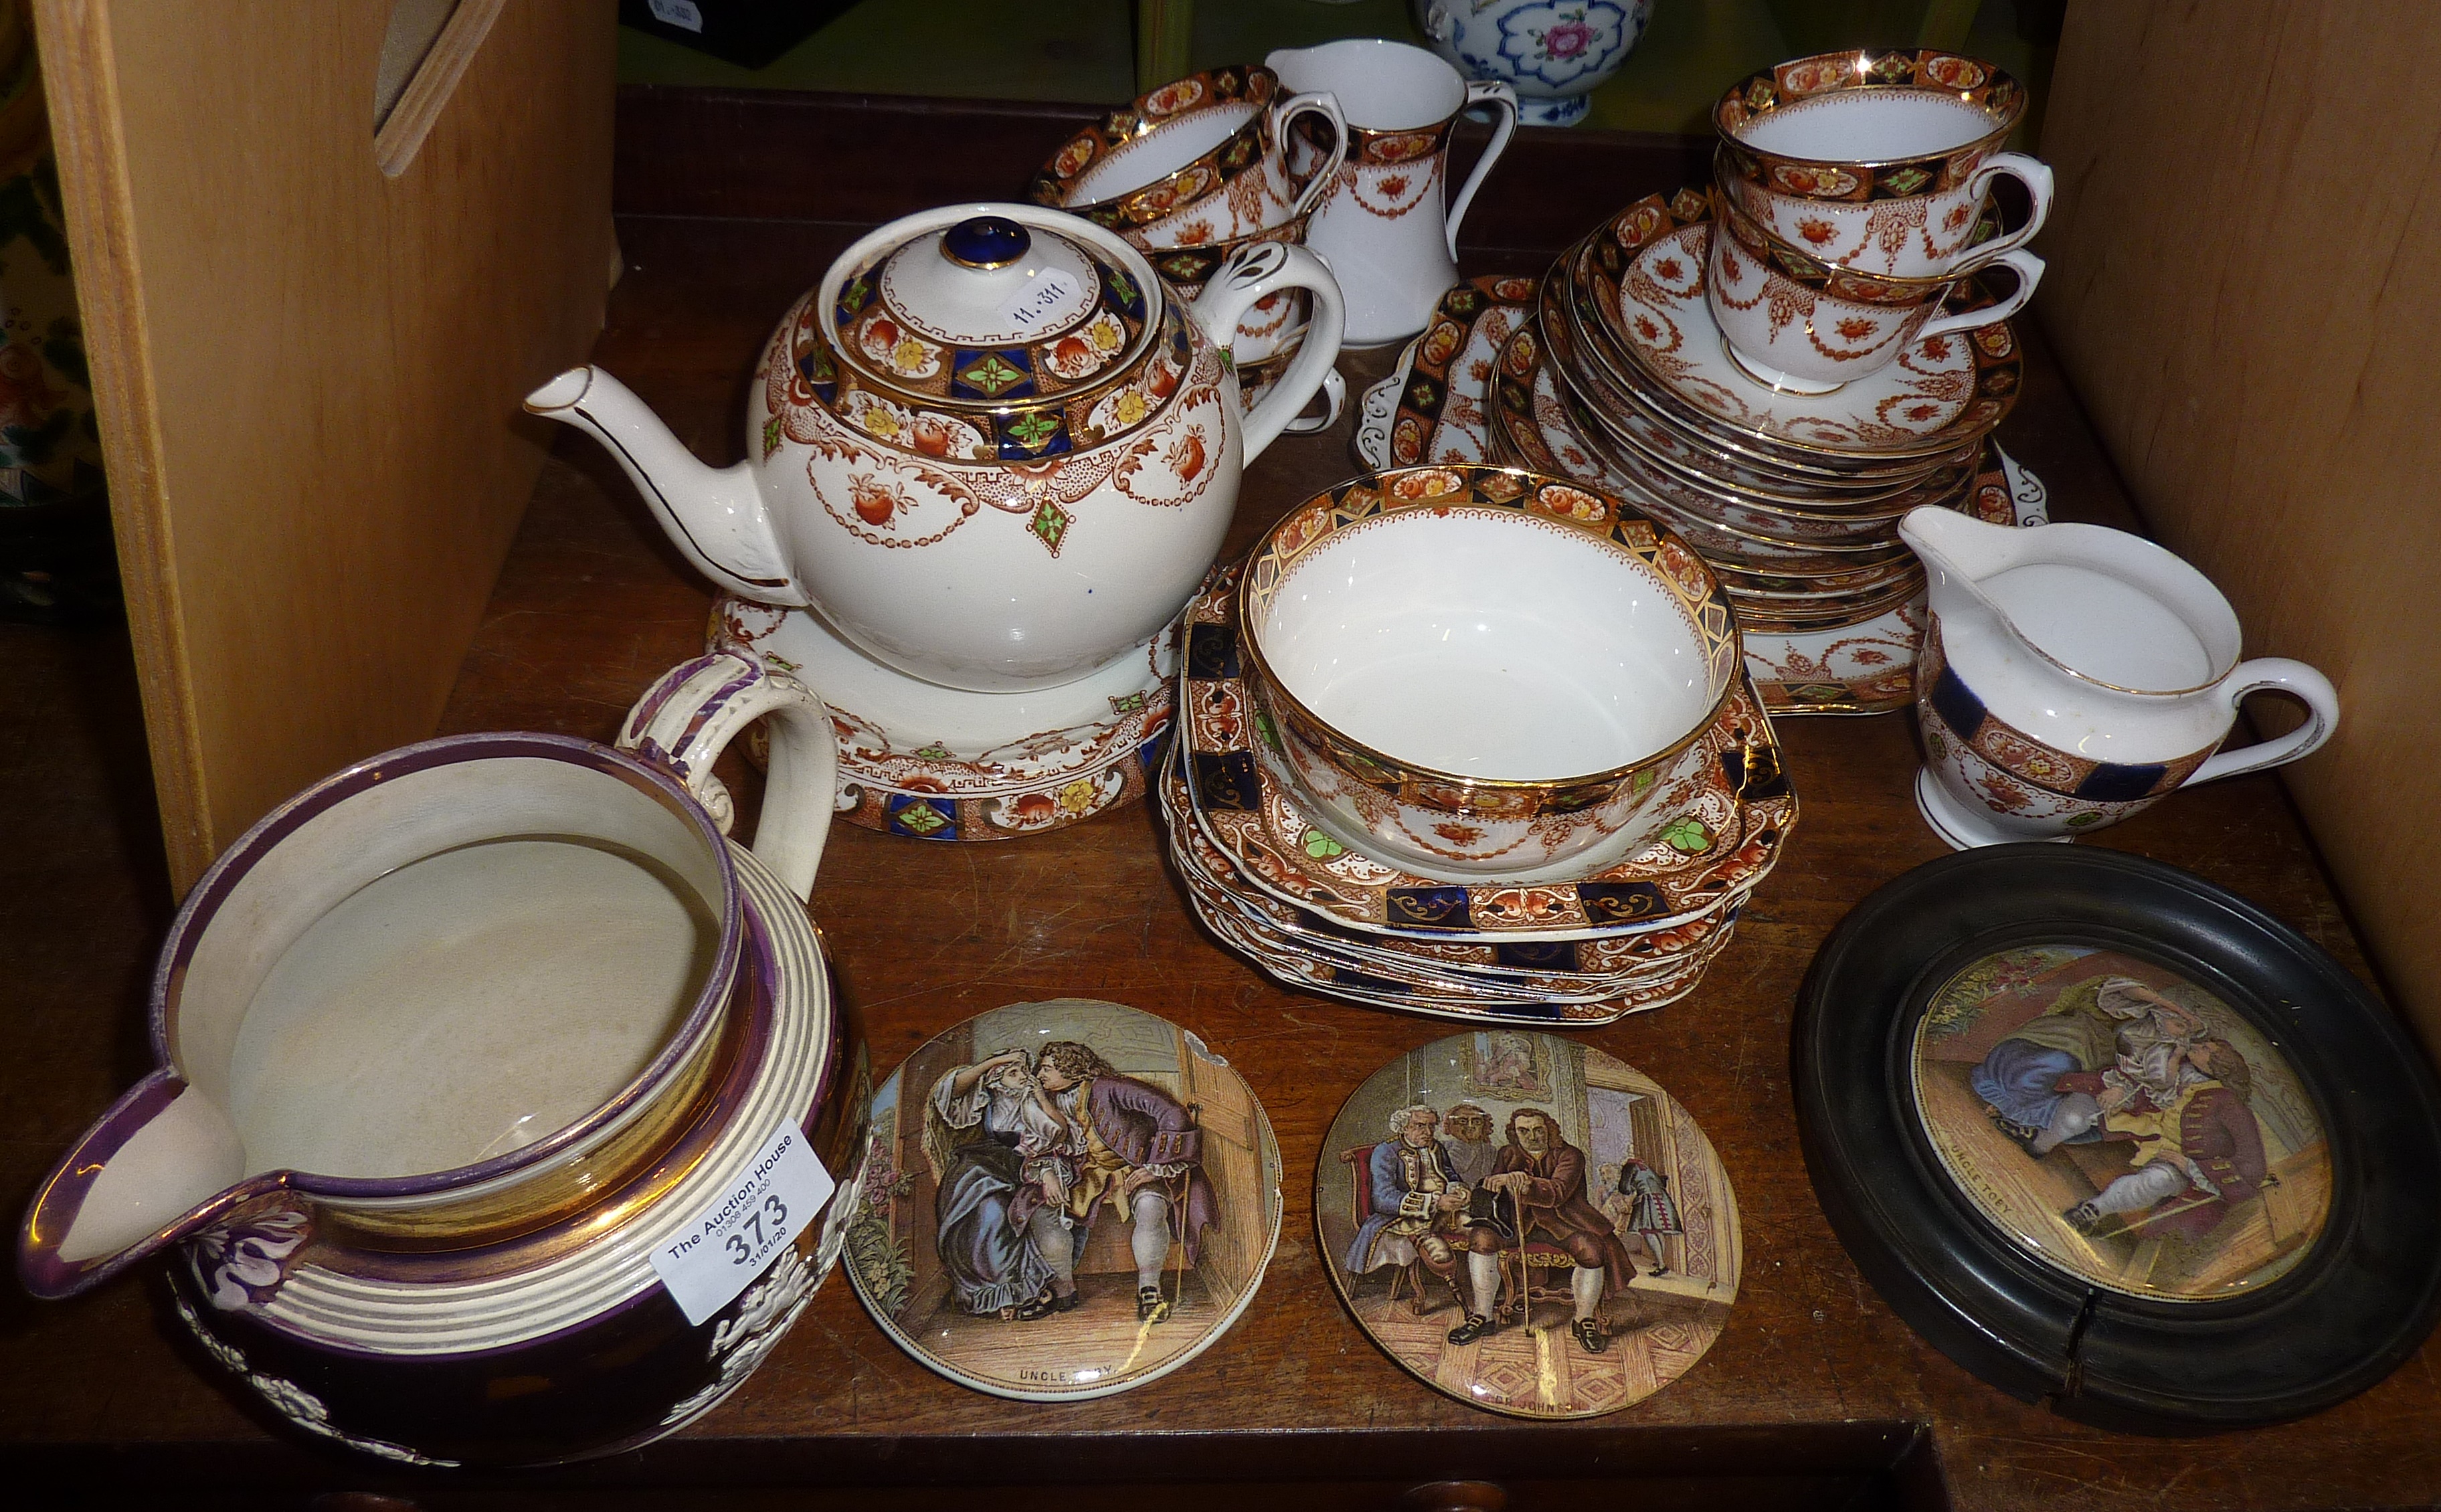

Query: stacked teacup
left=1159, top=464, right=1799, bottom=1027
left=1030, top=65, right=1351, bottom=429
left=1487, top=50, right=2054, bottom=710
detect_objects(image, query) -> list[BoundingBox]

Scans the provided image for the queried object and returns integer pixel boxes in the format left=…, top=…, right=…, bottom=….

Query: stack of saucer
left=1158, top=466, right=1797, bottom=1026
left=1487, top=186, right=2028, bottom=714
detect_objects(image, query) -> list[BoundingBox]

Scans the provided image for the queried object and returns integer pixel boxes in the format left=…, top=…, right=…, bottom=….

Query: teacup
left=1706, top=185, right=2042, bottom=393
left=1140, top=217, right=1345, bottom=433
left=1267, top=39, right=1518, bottom=348
left=1030, top=65, right=1346, bottom=250
left=1714, top=49, right=2051, bottom=280
left=1237, top=464, right=1740, bottom=876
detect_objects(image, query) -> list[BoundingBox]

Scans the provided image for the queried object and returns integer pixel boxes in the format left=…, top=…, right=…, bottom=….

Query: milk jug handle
left=2187, top=658, right=2341, bottom=787
left=1446, top=81, right=1518, bottom=260
left=618, top=650, right=840, bottom=906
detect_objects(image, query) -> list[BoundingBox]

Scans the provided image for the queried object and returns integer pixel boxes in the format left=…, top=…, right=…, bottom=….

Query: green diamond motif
left=1108, top=270, right=1140, bottom=306
left=1303, top=829, right=1345, bottom=859
left=963, top=353, right=1028, bottom=397
left=1109, top=691, right=1147, bottom=716
left=1029, top=498, right=1071, bottom=553
left=1632, top=767, right=1657, bottom=794
left=895, top=802, right=948, bottom=835
left=1882, top=165, right=1932, bottom=195
left=840, top=275, right=871, bottom=312
left=1255, top=710, right=1281, bottom=752
left=761, top=413, right=783, bottom=459
left=1006, top=409, right=1060, bottom=450
left=913, top=743, right=953, bottom=760
left=1218, top=347, right=1235, bottom=375
left=2066, top=810, right=2104, bottom=828
left=1661, top=816, right=1712, bottom=853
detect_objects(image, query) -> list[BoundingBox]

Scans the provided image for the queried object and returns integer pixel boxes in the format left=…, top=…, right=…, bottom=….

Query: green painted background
left=620, top=0, right=2058, bottom=145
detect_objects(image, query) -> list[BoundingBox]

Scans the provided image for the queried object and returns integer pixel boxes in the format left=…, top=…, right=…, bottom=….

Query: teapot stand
left=710, top=597, right=1176, bottom=843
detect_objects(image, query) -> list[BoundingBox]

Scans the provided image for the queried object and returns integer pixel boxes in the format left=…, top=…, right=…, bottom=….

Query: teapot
left=527, top=203, right=1346, bottom=694
left=1901, top=507, right=2339, bottom=847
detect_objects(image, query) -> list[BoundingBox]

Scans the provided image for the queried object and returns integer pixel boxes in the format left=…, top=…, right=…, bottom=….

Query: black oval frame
left=1794, top=844, right=2441, bottom=1432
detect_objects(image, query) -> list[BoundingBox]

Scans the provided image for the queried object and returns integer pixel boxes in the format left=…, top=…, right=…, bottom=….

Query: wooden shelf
left=1, top=87, right=2432, bottom=1509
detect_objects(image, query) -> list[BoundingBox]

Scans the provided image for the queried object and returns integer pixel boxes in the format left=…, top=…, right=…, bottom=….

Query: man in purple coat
left=1036, top=1040, right=1220, bottom=1324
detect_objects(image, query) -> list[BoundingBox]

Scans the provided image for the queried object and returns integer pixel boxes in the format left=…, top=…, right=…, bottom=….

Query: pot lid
left=831, top=210, right=1158, bottom=411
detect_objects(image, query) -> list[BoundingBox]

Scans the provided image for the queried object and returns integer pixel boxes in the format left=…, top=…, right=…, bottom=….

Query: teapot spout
left=524, top=367, right=808, bottom=607
left=19, top=1070, right=266, bottom=1299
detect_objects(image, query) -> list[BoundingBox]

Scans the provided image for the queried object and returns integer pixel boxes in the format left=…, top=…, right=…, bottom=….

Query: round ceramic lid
left=1317, top=1031, right=1740, bottom=1418
left=830, top=211, right=1158, bottom=411
left=843, top=998, right=1281, bottom=1402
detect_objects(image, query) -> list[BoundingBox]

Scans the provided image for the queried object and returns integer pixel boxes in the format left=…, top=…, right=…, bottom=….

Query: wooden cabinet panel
left=2036, top=1, right=2441, bottom=1045
left=36, top=0, right=616, bottom=892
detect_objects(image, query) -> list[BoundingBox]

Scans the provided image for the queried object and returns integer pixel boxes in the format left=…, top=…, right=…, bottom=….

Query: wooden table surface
left=3, top=91, right=2432, bottom=1511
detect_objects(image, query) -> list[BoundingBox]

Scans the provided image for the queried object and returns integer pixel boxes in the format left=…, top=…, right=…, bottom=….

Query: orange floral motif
left=1835, top=316, right=1878, bottom=341
left=1977, top=773, right=2031, bottom=811
left=1798, top=217, right=1838, bottom=246
left=848, top=474, right=910, bottom=527
left=1378, top=174, right=1410, bottom=199
left=1433, top=822, right=1484, bottom=846
left=1634, top=315, right=1661, bottom=342
left=1166, top=432, right=1206, bottom=482
left=1655, top=256, right=1685, bottom=281
left=1369, top=131, right=1438, bottom=163
left=1920, top=335, right=1954, bottom=361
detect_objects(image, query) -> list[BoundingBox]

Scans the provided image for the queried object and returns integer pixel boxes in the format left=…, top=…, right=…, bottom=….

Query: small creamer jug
left=1900, top=507, right=2339, bottom=847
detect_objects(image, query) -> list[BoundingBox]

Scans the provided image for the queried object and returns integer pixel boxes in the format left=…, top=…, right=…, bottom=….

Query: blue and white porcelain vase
left=1416, top=0, right=1651, bottom=127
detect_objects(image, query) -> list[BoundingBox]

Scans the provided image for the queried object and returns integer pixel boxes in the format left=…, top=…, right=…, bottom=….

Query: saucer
left=1176, top=562, right=1796, bottom=940
left=1162, top=749, right=1748, bottom=1014
left=709, top=597, right=1174, bottom=841
left=844, top=997, right=1281, bottom=1402
left=1351, top=275, right=1538, bottom=474
left=1317, top=1032, right=1741, bottom=1418
left=1585, top=191, right=2022, bottom=458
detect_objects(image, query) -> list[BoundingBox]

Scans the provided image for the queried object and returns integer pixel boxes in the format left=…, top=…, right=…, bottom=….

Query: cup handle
left=1271, top=90, right=1348, bottom=224
left=618, top=650, right=840, bottom=907
left=1916, top=248, right=2045, bottom=345
left=2185, top=658, right=2341, bottom=786
left=1281, top=367, right=1347, bottom=436
left=1191, top=242, right=1346, bottom=464
left=1955, top=151, right=2056, bottom=267
left=1445, top=80, right=1518, bottom=260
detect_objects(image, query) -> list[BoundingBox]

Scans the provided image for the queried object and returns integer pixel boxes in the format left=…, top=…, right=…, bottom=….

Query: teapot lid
left=828, top=207, right=1160, bottom=414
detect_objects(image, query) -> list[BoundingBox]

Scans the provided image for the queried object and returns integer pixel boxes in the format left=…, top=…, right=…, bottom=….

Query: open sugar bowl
left=1236, top=464, right=1742, bottom=878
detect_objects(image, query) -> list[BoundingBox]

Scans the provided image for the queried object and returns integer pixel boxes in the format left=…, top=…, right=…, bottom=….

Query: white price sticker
left=647, top=0, right=705, bottom=33
left=650, top=1122, right=835, bottom=1325
left=999, top=268, right=1081, bottom=332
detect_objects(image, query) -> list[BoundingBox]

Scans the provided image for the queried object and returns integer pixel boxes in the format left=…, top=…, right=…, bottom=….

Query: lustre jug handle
left=1273, top=90, right=1349, bottom=225
left=618, top=650, right=840, bottom=906
left=2185, top=658, right=2341, bottom=787
left=1445, top=80, right=1518, bottom=261
left=1192, top=242, right=1347, bottom=464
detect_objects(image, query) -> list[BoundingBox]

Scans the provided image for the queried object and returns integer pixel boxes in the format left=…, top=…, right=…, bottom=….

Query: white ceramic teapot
left=527, top=203, right=1345, bottom=693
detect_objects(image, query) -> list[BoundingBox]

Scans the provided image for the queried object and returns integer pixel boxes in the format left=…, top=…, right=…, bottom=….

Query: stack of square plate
left=1158, top=555, right=1797, bottom=1027
left=1355, top=197, right=2052, bottom=717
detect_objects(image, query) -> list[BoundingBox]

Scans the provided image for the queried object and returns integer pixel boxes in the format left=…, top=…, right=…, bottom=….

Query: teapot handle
left=2185, top=658, right=2341, bottom=787
left=618, top=650, right=839, bottom=906
left=1191, top=242, right=1346, bottom=465
left=1271, top=90, right=1348, bottom=225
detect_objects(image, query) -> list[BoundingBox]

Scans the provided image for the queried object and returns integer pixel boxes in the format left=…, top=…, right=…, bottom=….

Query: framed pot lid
left=1317, top=1031, right=1740, bottom=1418
left=843, top=998, right=1281, bottom=1402
left=1795, top=845, right=2441, bottom=1432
